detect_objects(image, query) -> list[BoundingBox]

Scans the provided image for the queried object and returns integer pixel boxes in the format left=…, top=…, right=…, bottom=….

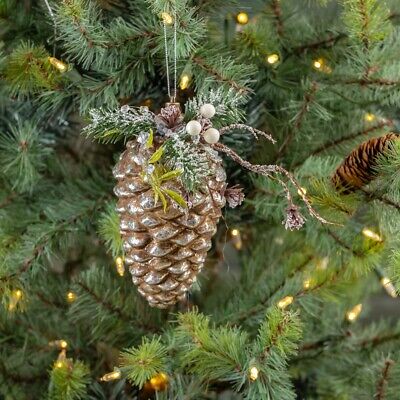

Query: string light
left=231, top=228, right=239, bottom=236
left=297, top=187, right=307, bottom=196
left=55, top=349, right=67, bottom=369
left=161, top=12, right=173, bottom=25
left=66, top=291, right=77, bottom=303
left=149, top=372, right=169, bottom=391
left=362, top=228, right=383, bottom=242
left=313, top=57, right=332, bottom=74
left=277, top=296, right=294, bottom=309
left=313, top=59, right=323, bottom=70
left=115, top=256, right=125, bottom=277
left=8, top=289, right=23, bottom=311
left=249, top=366, right=259, bottom=381
left=381, top=277, right=397, bottom=298
left=316, top=257, right=329, bottom=270
left=266, top=53, right=280, bottom=65
left=364, top=113, right=376, bottom=122
left=48, top=57, right=68, bottom=73
left=179, top=74, right=190, bottom=90
left=100, top=368, right=122, bottom=382
left=49, top=339, right=68, bottom=349
left=346, top=303, right=362, bottom=322
left=236, top=11, right=249, bottom=25
left=230, top=228, right=242, bottom=250
left=303, top=278, right=315, bottom=290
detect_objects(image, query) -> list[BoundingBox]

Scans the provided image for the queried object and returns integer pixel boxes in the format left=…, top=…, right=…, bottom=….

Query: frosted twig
left=220, top=124, right=275, bottom=143
left=213, top=142, right=334, bottom=226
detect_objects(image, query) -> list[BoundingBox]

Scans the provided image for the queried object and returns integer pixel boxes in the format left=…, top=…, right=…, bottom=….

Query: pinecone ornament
left=84, top=95, right=324, bottom=308
left=332, top=133, right=399, bottom=190
left=113, top=107, right=226, bottom=308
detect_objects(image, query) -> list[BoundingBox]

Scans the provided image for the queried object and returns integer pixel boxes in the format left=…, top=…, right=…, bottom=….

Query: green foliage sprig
left=48, top=359, right=90, bottom=400
left=83, top=106, right=155, bottom=143
left=3, top=41, right=64, bottom=97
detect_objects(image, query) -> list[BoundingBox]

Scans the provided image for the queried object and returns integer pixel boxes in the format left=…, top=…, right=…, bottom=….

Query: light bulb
left=115, top=256, right=125, bottom=277
left=362, top=228, right=382, bottom=242
left=381, top=277, right=397, bottom=298
left=161, top=12, right=173, bottom=25
left=277, top=296, right=294, bottom=309
left=66, top=291, right=77, bottom=303
left=179, top=74, right=190, bottom=90
left=149, top=372, right=168, bottom=391
left=346, top=304, right=362, bottom=322
left=364, top=113, right=376, bottom=122
left=100, top=368, right=122, bottom=382
left=249, top=366, right=259, bottom=381
left=236, top=12, right=249, bottom=25
left=48, top=57, right=68, bottom=73
left=266, top=53, right=280, bottom=65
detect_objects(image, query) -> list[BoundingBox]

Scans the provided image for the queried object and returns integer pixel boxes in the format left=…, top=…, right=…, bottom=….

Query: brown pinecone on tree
left=113, top=140, right=226, bottom=309
left=332, top=133, right=399, bottom=190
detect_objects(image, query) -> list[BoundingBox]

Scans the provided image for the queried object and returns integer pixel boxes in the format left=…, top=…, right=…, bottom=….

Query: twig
left=192, top=56, right=251, bottom=94
left=77, top=281, right=161, bottom=333
left=276, top=82, right=318, bottom=160
left=360, top=187, right=400, bottom=212
left=375, top=359, right=395, bottom=400
left=213, top=141, right=331, bottom=226
left=271, top=0, right=284, bottom=38
left=305, top=120, right=394, bottom=159
left=336, top=78, right=400, bottom=86
left=220, top=123, right=275, bottom=143
left=224, top=255, right=313, bottom=326
left=292, top=33, right=347, bottom=55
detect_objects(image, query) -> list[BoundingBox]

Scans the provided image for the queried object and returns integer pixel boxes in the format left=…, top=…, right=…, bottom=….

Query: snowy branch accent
left=213, top=142, right=333, bottom=228
left=220, top=124, right=276, bottom=143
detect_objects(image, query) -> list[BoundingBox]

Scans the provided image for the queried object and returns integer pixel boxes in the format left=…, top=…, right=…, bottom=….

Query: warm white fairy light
left=316, top=257, right=329, bottom=270
left=313, top=58, right=332, bottom=73
left=8, top=289, right=23, bottom=311
left=277, top=296, right=294, bottom=309
left=346, top=304, right=362, bottom=322
left=236, top=11, right=249, bottom=25
left=249, top=366, right=259, bottom=381
left=54, top=349, right=67, bottom=369
left=266, top=53, right=280, bottom=65
left=381, top=277, right=397, bottom=298
left=49, top=339, right=68, bottom=349
left=161, top=12, right=173, bottom=25
left=100, top=368, right=122, bottom=382
left=303, top=278, right=314, bottom=290
left=179, top=74, right=190, bottom=90
left=66, top=291, right=77, bottom=303
left=297, top=187, right=307, bottom=196
left=230, top=228, right=242, bottom=250
left=313, top=59, right=323, bottom=69
left=364, top=113, right=376, bottom=122
left=231, top=228, right=240, bottom=237
left=48, top=57, right=68, bottom=73
left=362, top=228, right=383, bottom=242
left=115, top=256, right=125, bottom=277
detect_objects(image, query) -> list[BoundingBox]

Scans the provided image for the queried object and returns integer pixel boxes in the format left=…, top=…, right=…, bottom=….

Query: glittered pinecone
left=332, top=133, right=399, bottom=190
left=113, top=141, right=226, bottom=308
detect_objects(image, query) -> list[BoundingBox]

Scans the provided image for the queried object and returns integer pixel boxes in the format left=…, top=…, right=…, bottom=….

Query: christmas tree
left=1, top=0, right=400, bottom=398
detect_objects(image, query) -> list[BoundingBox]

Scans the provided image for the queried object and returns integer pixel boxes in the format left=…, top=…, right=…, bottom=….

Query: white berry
left=186, top=120, right=202, bottom=136
left=200, top=103, right=216, bottom=119
left=203, top=128, right=220, bottom=144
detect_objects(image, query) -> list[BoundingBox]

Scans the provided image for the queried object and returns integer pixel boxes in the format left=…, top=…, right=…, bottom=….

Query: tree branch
left=375, top=359, right=395, bottom=400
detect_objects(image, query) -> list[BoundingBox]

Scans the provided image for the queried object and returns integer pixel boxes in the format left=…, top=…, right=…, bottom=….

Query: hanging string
left=162, top=10, right=178, bottom=103
left=43, top=0, right=57, bottom=56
